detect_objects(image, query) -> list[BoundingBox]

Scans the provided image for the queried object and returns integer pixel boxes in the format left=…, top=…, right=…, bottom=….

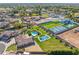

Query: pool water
left=38, top=35, right=50, bottom=42
left=31, top=31, right=38, bottom=36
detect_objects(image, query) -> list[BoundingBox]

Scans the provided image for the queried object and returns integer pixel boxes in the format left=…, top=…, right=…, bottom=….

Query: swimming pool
left=31, top=31, right=39, bottom=36
left=38, top=35, right=50, bottom=42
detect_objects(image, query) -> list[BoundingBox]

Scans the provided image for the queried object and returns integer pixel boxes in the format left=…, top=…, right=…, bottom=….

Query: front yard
left=6, top=44, right=17, bottom=52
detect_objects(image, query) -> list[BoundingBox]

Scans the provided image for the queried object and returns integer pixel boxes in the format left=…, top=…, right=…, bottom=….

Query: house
left=5, top=18, right=18, bottom=23
left=0, top=18, right=5, bottom=22
left=0, top=42, right=6, bottom=54
left=0, top=31, right=12, bottom=43
left=0, top=30, right=20, bottom=43
left=0, top=35, right=10, bottom=43
left=74, top=13, right=79, bottom=17
left=0, top=22, right=9, bottom=28
left=15, top=34, right=35, bottom=49
left=32, top=17, right=59, bottom=24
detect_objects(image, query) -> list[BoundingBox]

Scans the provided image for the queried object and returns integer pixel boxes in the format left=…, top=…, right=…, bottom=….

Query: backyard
left=25, top=25, right=72, bottom=53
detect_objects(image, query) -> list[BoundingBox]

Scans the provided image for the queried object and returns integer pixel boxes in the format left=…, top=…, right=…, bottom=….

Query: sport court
left=41, top=19, right=78, bottom=34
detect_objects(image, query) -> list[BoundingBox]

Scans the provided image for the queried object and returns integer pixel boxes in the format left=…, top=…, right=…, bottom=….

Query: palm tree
left=34, top=5, right=42, bottom=16
left=65, top=11, right=74, bottom=20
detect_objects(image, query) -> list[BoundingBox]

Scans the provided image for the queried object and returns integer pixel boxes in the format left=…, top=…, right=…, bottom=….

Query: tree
left=26, top=21, right=32, bottom=29
left=73, top=48, right=79, bottom=55
left=15, top=6, right=27, bottom=17
left=16, top=6, right=26, bottom=11
left=34, top=5, right=42, bottom=16
left=13, top=22, right=23, bottom=29
left=65, top=11, right=74, bottom=20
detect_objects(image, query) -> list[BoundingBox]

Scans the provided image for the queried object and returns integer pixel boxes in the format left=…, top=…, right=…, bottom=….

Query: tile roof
left=15, top=35, right=34, bottom=48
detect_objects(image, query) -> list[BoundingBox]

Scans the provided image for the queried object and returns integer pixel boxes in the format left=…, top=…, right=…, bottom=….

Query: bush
left=48, top=48, right=79, bottom=55
left=48, top=51, right=73, bottom=55
left=13, top=22, right=23, bottom=29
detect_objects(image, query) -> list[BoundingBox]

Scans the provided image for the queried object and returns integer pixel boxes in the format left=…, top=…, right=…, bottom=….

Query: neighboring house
left=0, top=42, right=6, bottom=54
left=0, top=31, right=11, bottom=43
left=0, top=35, right=10, bottom=43
left=32, top=17, right=59, bottom=24
left=0, top=31, right=12, bottom=43
left=5, top=18, right=18, bottom=23
left=0, top=18, right=5, bottom=22
left=11, top=30, right=21, bottom=37
left=0, top=22, right=9, bottom=28
left=15, top=34, right=35, bottom=49
left=3, top=30, right=21, bottom=37
left=0, top=30, right=21, bottom=43
left=74, top=13, right=79, bottom=17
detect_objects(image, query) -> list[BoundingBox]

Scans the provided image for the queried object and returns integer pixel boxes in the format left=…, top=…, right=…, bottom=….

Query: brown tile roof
left=15, top=35, right=34, bottom=48
left=2, top=30, right=19, bottom=36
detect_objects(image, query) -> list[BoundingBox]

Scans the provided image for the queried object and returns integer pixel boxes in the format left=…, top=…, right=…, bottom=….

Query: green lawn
left=6, top=44, right=17, bottom=51
left=41, top=13, right=49, bottom=18
left=40, top=21, right=64, bottom=28
left=32, top=13, right=38, bottom=16
left=26, top=25, right=72, bottom=52
left=40, top=20, right=78, bottom=29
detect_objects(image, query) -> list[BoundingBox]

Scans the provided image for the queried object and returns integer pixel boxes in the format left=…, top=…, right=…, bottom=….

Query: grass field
left=40, top=20, right=78, bottom=30
left=41, top=13, right=49, bottom=18
left=26, top=25, right=72, bottom=52
left=40, top=21, right=64, bottom=28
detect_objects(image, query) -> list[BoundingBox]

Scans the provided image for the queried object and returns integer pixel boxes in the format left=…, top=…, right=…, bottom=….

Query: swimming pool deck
left=38, top=35, right=50, bottom=42
left=57, top=26, right=79, bottom=48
